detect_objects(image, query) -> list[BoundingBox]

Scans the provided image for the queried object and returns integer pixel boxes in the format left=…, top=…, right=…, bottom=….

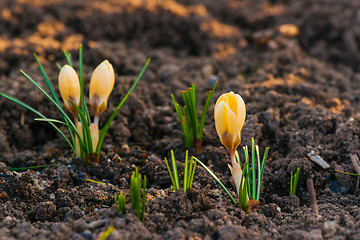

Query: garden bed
left=0, top=0, right=360, bottom=239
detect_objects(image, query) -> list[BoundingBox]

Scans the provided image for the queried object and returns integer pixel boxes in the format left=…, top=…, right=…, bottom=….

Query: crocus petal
left=89, top=60, right=115, bottom=115
left=58, top=65, right=80, bottom=115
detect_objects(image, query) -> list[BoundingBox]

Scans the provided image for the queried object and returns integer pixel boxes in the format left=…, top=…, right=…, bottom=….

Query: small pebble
left=50, top=193, right=55, bottom=199
left=209, top=75, right=218, bottom=87
left=89, top=219, right=108, bottom=229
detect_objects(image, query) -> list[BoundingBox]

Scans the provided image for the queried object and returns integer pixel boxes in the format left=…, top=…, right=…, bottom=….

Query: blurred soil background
left=0, top=0, right=360, bottom=239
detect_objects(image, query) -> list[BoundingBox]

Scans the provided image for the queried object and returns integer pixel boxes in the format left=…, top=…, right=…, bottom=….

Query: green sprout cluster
left=172, top=82, right=217, bottom=151
left=114, top=192, right=126, bottom=214
left=241, top=138, right=270, bottom=201
left=114, top=168, right=147, bottom=222
left=290, top=167, right=300, bottom=195
left=164, top=150, right=197, bottom=193
left=130, top=168, right=147, bottom=222
left=0, top=46, right=150, bottom=165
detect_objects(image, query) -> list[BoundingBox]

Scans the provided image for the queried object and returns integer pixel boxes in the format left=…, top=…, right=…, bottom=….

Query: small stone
left=121, top=144, right=130, bottom=151
left=1, top=216, right=16, bottom=228
left=34, top=201, right=57, bottom=221
left=0, top=162, right=7, bottom=173
left=159, top=64, right=180, bottom=80
left=50, top=193, right=55, bottom=199
left=209, top=75, right=218, bottom=87
left=279, top=24, right=299, bottom=37
left=202, top=64, right=213, bottom=78
left=323, top=221, right=338, bottom=238
left=88, top=219, right=108, bottom=229
left=65, top=206, right=84, bottom=222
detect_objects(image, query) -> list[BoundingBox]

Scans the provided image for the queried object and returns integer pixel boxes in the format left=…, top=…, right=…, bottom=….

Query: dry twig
left=307, top=177, right=319, bottom=215
left=350, top=154, right=360, bottom=188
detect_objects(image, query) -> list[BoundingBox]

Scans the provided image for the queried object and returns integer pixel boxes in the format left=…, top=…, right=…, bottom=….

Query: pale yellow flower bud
left=89, top=60, right=115, bottom=115
left=58, top=65, right=81, bottom=115
left=75, top=121, right=83, bottom=156
left=90, top=123, right=99, bottom=152
left=214, top=91, right=246, bottom=152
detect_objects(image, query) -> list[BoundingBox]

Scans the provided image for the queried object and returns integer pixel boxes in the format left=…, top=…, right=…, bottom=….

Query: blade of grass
left=96, top=59, right=150, bottom=154
left=188, top=156, right=196, bottom=189
left=78, top=45, right=91, bottom=124
left=238, top=163, right=249, bottom=211
left=235, top=150, right=241, bottom=167
left=259, top=147, right=269, bottom=183
left=69, top=99, right=92, bottom=153
left=56, top=62, right=62, bottom=71
left=334, top=169, right=360, bottom=176
left=36, top=116, right=86, bottom=153
left=63, top=50, right=72, bottom=67
left=20, top=70, right=79, bottom=135
left=183, top=91, right=198, bottom=138
left=194, top=157, right=236, bottom=204
left=187, top=154, right=193, bottom=190
left=199, top=81, right=217, bottom=140
left=243, top=146, right=251, bottom=198
left=251, top=138, right=256, bottom=199
left=183, top=150, right=189, bottom=192
left=164, top=157, right=176, bottom=191
left=131, top=169, right=141, bottom=215
left=86, top=178, right=107, bottom=185
left=170, top=150, right=180, bottom=191
left=255, top=145, right=261, bottom=200
left=7, top=163, right=60, bottom=171
left=99, top=226, right=115, bottom=240
left=33, top=53, right=61, bottom=106
left=171, top=94, right=187, bottom=144
left=190, top=84, right=198, bottom=136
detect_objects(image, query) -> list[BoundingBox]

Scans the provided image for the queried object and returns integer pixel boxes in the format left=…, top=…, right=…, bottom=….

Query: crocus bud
left=89, top=123, right=99, bottom=152
left=75, top=121, right=83, bottom=157
left=58, top=65, right=81, bottom=115
left=214, top=91, right=246, bottom=152
left=89, top=60, right=115, bottom=115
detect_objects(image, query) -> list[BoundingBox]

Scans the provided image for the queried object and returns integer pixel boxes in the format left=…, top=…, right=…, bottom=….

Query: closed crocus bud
left=89, top=60, right=115, bottom=116
left=89, top=123, right=99, bottom=152
left=75, top=121, right=83, bottom=157
left=58, top=65, right=81, bottom=115
left=214, top=91, right=246, bottom=154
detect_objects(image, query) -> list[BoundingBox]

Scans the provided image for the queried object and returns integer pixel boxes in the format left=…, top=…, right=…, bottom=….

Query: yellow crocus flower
left=58, top=65, right=80, bottom=115
left=214, top=91, right=246, bottom=157
left=89, top=60, right=115, bottom=120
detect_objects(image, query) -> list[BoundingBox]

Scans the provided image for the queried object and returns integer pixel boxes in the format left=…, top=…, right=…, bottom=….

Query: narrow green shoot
left=99, top=226, right=115, bottom=240
left=130, top=168, right=147, bottom=222
left=242, top=138, right=269, bottom=201
left=290, top=167, right=300, bottom=195
left=86, top=178, right=107, bottom=186
left=194, top=157, right=237, bottom=204
left=238, top=162, right=251, bottom=213
left=171, top=82, right=217, bottom=150
left=334, top=170, right=360, bottom=176
left=164, top=150, right=197, bottom=193
left=114, top=192, right=126, bottom=214
left=7, top=163, right=60, bottom=171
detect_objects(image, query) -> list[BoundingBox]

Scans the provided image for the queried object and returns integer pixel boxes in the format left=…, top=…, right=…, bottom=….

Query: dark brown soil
left=1, top=0, right=360, bottom=239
